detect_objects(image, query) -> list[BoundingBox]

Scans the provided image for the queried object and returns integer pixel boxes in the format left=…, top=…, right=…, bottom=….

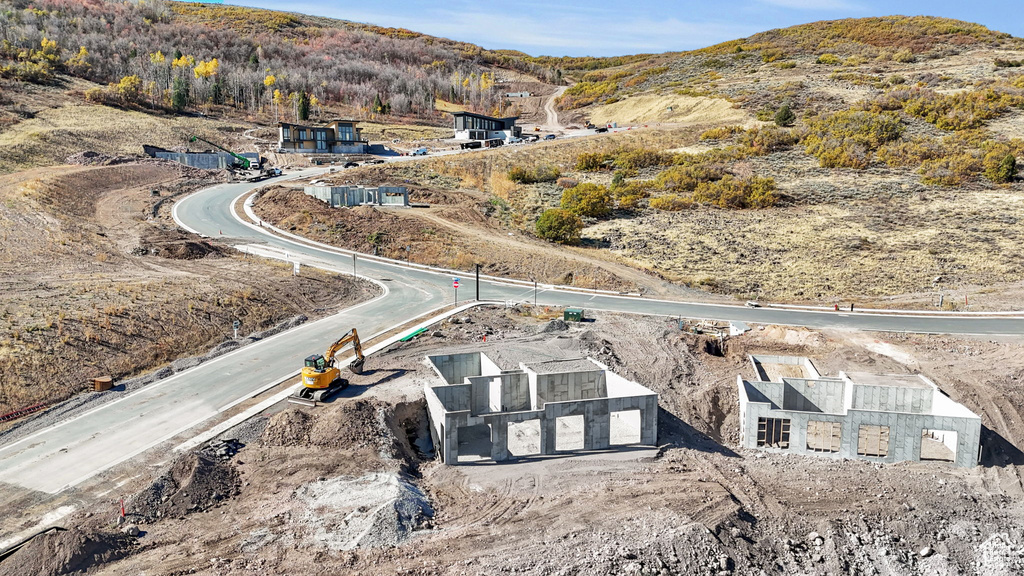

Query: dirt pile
left=259, top=399, right=416, bottom=461
left=127, top=453, right=240, bottom=523
left=0, top=527, right=133, bottom=576
left=293, top=472, right=433, bottom=551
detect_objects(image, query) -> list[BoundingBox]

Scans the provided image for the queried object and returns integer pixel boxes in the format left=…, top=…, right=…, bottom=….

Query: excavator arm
left=324, top=329, right=365, bottom=374
left=187, top=135, right=252, bottom=169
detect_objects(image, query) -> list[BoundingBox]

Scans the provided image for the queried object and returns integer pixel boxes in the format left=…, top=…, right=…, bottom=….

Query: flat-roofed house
left=278, top=120, right=368, bottom=154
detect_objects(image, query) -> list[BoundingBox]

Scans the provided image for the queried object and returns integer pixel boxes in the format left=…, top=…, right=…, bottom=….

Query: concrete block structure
left=143, top=145, right=259, bottom=170
left=424, top=351, right=658, bottom=464
left=738, top=355, right=981, bottom=467
left=303, top=185, right=408, bottom=208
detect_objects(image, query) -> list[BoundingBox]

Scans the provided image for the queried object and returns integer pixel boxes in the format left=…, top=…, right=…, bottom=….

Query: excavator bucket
left=347, top=358, right=365, bottom=375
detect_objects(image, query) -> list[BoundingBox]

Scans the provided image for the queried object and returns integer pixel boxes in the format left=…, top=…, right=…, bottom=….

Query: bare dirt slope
left=252, top=181, right=700, bottom=298
left=0, top=161, right=376, bottom=415
left=44, top=306, right=1024, bottom=575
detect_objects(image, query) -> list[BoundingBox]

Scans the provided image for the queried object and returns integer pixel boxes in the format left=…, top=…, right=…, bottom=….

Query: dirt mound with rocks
left=260, top=399, right=417, bottom=460
left=127, top=453, right=240, bottom=523
left=0, top=527, right=134, bottom=576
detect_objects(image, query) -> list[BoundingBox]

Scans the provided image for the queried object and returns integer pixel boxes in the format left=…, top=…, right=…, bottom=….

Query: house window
left=757, top=417, right=790, bottom=449
left=298, top=130, right=307, bottom=140
left=337, top=125, right=355, bottom=141
left=857, top=425, right=890, bottom=457
left=281, top=127, right=291, bottom=141
left=806, top=420, right=842, bottom=453
left=315, top=130, right=327, bottom=149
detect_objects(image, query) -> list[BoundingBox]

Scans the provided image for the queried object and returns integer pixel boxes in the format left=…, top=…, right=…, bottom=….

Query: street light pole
left=475, top=264, right=480, bottom=301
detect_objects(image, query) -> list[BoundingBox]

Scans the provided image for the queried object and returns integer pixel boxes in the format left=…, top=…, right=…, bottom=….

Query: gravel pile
left=293, top=472, right=433, bottom=550
left=126, top=453, right=239, bottom=523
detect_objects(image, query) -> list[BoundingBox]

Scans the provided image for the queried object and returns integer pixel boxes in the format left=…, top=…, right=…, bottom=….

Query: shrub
left=774, top=61, right=797, bottom=69
left=613, top=148, right=673, bottom=170
left=560, top=183, right=613, bottom=217
left=654, top=163, right=726, bottom=192
left=575, top=152, right=610, bottom=171
left=536, top=209, right=583, bottom=244
left=762, top=49, right=786, bottom=63
left=803, top=110, right=903, bottom=168
left=691, top=175, right=779, bottom=209
left=983, top=150, right=1017, bottom=183
left=902, top=89, right=1024, bottom=131
left=919, top=153, right=982, bottom=186
left=816, top=53, right=841, bottom=65
left=774, top=104, right=796, bottom=127
left=995, top=59, right=1024, bottom=68
left=741, top=126, right=799, bottom=154
left=649, top=194, right=693, bottom=211
left=892, top=49, right=916, bottom=63
left=557, top=81, right=618, bottom=109
left=699, top=126, right=744, bottom=140
left=507, top=164, right=560, bottom=184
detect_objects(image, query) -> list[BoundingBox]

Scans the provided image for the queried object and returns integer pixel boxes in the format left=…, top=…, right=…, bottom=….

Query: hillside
left=554, top=16, right=1023, bottom=113
left=0, top=0, right=558, bottom=118
left=290, top=15, right=1024, bottom=307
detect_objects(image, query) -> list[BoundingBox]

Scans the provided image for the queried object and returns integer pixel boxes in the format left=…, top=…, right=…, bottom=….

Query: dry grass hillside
left=0, top=161, right=375, bottom=415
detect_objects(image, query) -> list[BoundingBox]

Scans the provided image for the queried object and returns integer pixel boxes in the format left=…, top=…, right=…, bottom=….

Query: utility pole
left=475, top=264, right=480, bottom=301
left=352, top=253, right=357, bottom=277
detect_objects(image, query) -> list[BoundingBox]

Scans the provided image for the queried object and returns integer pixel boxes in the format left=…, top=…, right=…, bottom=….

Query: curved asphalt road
left=0, top=168, right=1021, bottom=500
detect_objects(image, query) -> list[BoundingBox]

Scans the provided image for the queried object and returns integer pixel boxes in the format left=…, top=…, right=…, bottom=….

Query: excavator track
left=287, top=378, right=348, bottom=407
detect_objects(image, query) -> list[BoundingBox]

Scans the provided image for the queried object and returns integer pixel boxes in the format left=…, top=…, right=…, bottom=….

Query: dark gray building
left=452, top=111, right=521, bottom=141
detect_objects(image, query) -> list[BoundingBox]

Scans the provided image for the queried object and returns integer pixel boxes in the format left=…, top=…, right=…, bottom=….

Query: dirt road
left=544, top=86, right=567, bottom=132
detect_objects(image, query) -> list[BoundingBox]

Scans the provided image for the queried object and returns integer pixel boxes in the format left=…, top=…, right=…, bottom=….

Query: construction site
left=2, top=305, right=1024, bottom=575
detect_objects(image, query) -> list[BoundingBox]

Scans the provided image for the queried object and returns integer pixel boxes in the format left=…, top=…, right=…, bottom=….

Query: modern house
left=278, top=120, right=368, bottom=154
left=737, top=355, right=982, bottom=467
left=451, top=111, right=521, bottom=142
left=424, top=350, right=658, bottom=464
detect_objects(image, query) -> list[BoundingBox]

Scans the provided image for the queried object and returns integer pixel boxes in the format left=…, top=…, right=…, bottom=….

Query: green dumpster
left=564, top=307, right=585, bottom=322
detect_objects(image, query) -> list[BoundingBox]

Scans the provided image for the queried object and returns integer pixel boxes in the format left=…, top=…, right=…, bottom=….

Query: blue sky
left=224, top=1, right=1022, bottom=57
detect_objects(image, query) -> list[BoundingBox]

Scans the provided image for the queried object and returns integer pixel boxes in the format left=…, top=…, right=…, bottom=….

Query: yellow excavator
left=289, top=329, right=365, bottom=406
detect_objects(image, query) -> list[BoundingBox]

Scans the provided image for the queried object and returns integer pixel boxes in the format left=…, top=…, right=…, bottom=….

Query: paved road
left=1, top=170, right=1021, bottom=498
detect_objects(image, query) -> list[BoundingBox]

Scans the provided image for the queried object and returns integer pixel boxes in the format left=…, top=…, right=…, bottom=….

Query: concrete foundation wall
left=536, top=370, right=606, bottom=406
left=740, top=390, right=981, bottom=467
left=155, top=152, right=258, bottom=170
left=851, top=384, right=932, bottom=414
left=428, top=353, right=482, bottom=385
left=303, top=185, right=409, bottom=208
left=783, top=379, right=845, bottom=413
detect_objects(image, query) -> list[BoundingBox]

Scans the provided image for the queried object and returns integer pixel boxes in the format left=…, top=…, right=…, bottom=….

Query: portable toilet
left=563, top=307, right=585, bottom=322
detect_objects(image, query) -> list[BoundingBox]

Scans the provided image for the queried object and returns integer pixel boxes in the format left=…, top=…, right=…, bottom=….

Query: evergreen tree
left=774, top=104, right=796, bottom=127
left=372, top=93, right=384, bottom=114
left=297, top=91, right=310, bottom=121
left=172, top=77, right=187, bottom=111
left=996, top=153, right=1017, bottom=183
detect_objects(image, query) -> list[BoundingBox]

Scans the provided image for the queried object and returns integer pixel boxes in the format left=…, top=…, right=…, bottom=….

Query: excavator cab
left=304, top=354, right=327, bottom=372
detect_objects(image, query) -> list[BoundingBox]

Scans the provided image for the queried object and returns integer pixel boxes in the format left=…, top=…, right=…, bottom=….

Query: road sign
left=453, top=277, right=460, bottom=288
left=232, top=319, right=240, bottom=339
